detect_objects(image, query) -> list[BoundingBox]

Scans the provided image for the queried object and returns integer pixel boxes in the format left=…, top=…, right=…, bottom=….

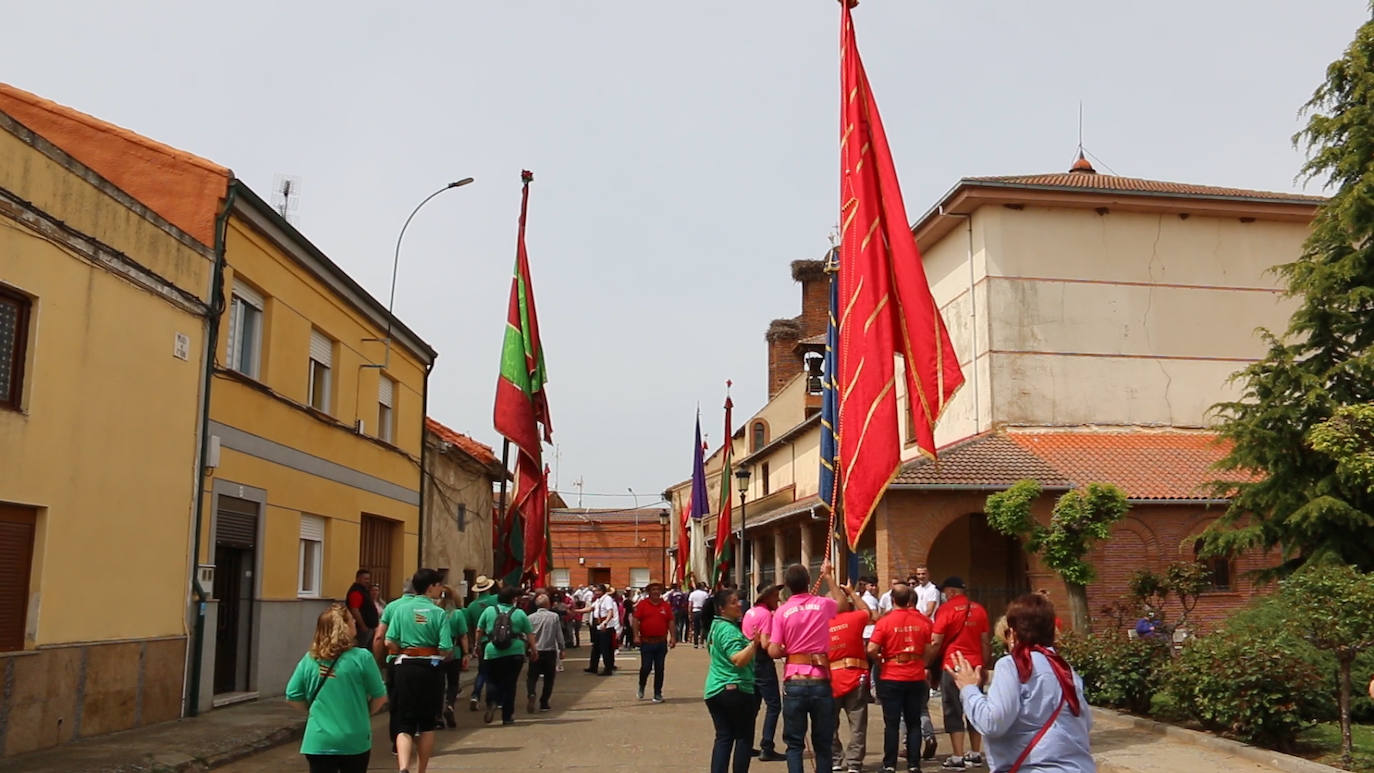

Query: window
left=550, top=568, right=571, bottom=588
left=377, top=376, right=395, bottom=443
left=226, top=282, right=263, bottom=379
left=629, top=567, right=650, bottom=588
left=1193, top=540, right=1233, bottom=592
left=0, top=504, right=36, bottom=651
left=456, top=503, right=467, bottom=532
left=308, top=329, right=333, bottom=413
left=298, top=515, right=324, bottom=597
left=761, top=462, right=771, bottom=496
left=804, top=351, right=825, bottom=395
left=751, top=421, right=767, bottom=453
left=0, top=287, right=31, bottom=411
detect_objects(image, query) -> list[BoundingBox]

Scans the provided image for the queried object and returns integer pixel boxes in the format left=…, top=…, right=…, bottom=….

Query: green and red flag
left=836, top=1, right=963, bottom=549
left=493, top=170, right=553, bottom=587
left=712, top=387, right=735, bottom=586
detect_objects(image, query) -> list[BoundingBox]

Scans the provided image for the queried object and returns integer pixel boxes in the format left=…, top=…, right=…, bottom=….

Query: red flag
left=674, top=497, right=690, bottom=584
left=836, top=3, right=963, bottom=548
left=712, top=392, right=735, bottom=585
left=493, top=171, right=553, bottom=583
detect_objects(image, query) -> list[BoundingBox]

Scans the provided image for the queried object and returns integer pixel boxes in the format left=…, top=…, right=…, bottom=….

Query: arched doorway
left=926, top=512, right=1029, bottom=624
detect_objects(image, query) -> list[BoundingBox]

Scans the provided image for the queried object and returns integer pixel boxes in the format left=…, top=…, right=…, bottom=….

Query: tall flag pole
left=712, top=383, right=735, bottom=587
left=493, top=170, right=554, bottom=588
left=836, top=0, right=964, bottom=550
left=819, top=246, right=858, bottom=582
left=688, top=415, right=711, bottom=584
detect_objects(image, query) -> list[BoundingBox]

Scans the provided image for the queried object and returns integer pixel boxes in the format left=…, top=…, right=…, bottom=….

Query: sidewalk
left=5, top=644, right=1343, bottom=772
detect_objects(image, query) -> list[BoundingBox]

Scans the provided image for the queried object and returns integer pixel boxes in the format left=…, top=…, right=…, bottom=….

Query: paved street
left=217, top=644, right=1305, bottom=773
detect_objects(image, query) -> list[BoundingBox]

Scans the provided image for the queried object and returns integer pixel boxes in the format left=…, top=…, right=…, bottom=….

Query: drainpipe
left=418, top=358, right=434, bottom=569
left=940, top=207, right=979, bottom=430
left=187, top=180, right=239, bottom=716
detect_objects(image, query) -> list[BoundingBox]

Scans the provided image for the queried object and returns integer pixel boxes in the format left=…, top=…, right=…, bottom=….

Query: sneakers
left=469, top=696, right=479, bottom=712
left=637, top=687, right=645, bottom=700
left=881, top=767, right=897, bottom=773
left=652, top=695, right=664, bottom=704
left=922, top=737, right=938, bottom=760
left=483, top=704, right=496, bottom=724
left=527, top=695, right=537, bottom=714
left=443, top=704, right=456, bottom=728
left=965, top=752, right=985, bottom=766
left=758, top=749, right=785, bottom=762
left=941, top=757, right=967, bottom=770
left=539, top=703, right=552, bottom=712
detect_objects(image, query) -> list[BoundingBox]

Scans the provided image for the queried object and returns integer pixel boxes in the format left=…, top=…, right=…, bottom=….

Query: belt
left=785, top=653, right=830, bottom=667
left=401, top=646, right=440, bottom=657
left=784, top=676, right=830, bottom=683
left=640, top=636, right=668, bottom=643
left=830, top=657, right=867, bottom=670
left=891, top=652, right=922, bottom=664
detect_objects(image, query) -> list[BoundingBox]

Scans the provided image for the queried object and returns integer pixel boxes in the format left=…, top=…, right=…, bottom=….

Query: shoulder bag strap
left=1005, top=693, right=1066, bottom=773
left=306, top=660, right=337, bottom=710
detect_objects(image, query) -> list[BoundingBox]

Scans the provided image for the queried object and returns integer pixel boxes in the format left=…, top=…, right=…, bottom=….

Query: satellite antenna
left=271, top=174, right=302, bottom=224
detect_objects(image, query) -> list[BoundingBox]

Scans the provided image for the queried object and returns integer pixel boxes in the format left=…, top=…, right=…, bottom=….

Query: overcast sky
left=3, top=1, right=1366, bottom=508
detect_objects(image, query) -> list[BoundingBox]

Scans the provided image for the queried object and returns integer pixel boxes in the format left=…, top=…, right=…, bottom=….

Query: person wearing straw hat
left=465, top=575, right=498, bottom=712
left=633, top=579, right=677, bottom=702
left=743, top=580, right=785, bottom=761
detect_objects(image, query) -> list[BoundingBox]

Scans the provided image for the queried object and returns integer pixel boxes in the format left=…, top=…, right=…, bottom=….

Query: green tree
left=1203, top=16, right=1374, bottom=575
left=1127, top=561, right=1211, bottom=646
left=985, top=480, right=1129, bottom=630
left=1278, top=564, right=1374, bottom=769
left=1309, top=403, right=1374, bottom=494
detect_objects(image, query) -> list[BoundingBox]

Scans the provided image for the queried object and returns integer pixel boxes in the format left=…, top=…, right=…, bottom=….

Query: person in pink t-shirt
left=743, top=582, right=785, bottom=761
left=767, top=561, right=843, bottom=773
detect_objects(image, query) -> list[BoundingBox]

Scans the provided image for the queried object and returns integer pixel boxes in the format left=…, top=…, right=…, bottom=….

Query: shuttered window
left=308, top=330, right=332, bottom=414
left=377, top=377, right=394, bottom=443
left=550, top=568, right=570, bottom=588
left=0, top=287, right=31, bottom=411
left=227, top=282, right=264, bottom=379
left=215, top=495, right=259, bottom=549
left=0, top=505, right=36, bottom=652
left=299, top=515, right=324, bottom=598
left=630, top=567, right=650, bottom=589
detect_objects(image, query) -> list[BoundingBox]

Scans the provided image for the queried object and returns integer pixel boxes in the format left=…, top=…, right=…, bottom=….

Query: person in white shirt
left=688, top=582, right=711, bottom=648
left=912, top=566, right=941, bottom=620
left=877, top=576, right=901, bottom=616
left=583, top=585, right=619, bottom=676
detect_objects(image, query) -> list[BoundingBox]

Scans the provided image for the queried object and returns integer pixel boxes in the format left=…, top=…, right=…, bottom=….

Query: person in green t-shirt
left=465, top=575, right=499, bottom=710
left=436, top=584, right=471, bottom=728
left=382, top=568, right=453, bottom=773
left=285, top=604, right=387, bottom=773
left=703, top=588, right=760, bottom=773
left=475, top=585, right=536, bottom=725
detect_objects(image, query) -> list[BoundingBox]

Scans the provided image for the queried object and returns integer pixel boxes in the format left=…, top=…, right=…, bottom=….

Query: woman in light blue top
left=948, top=593, right=1094, bottom=772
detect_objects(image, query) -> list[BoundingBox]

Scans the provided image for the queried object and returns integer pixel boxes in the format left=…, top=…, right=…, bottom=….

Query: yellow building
left=0, top=103, right=214, bottom=754
left=0, top=83, right=437, bottom=722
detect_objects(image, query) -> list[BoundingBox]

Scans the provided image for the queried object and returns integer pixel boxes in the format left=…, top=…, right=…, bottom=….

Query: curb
left=1091, top=707, right=1342, bottom=773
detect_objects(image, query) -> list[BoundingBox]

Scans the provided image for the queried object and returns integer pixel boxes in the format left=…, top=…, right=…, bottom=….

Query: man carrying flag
left=493, top=170, right=554, bottom=589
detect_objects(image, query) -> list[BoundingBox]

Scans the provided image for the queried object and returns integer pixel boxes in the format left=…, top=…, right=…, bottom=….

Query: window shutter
left=378, top=377, right=393, bottom=408
left=309, top=330, right=332, bottom=366
left=300, top=514, right=325, bottom=542
left=225, top=299, right=240, bottom=367
left=0, top=507, right=35, bottom=652
left=233, top=281, right=264, bottom=309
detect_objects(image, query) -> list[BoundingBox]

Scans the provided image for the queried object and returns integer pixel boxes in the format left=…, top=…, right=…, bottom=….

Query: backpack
left=490, top=606, right=516, bottom=649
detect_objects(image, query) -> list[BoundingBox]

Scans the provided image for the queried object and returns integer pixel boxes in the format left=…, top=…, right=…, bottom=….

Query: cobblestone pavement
left=216, top=643, right=1314, bottom=773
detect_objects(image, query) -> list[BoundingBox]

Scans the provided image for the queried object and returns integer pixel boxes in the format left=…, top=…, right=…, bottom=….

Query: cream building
left=422, top=418, right=503, bottom=596
left=668, top=158, right=1320, bottom=627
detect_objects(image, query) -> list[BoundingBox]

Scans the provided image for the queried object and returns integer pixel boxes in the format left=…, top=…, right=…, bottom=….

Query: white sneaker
left=965, top=751, right=984, bottom=766
left=941, top=757, right=966, bottom=770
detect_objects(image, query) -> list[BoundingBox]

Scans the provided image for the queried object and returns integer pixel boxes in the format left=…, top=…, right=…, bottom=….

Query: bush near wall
left=1058, top=630, right=1169, bottom=715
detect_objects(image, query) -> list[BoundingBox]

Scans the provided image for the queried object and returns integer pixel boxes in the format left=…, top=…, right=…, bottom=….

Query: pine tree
left=1203, top=15, right=1374, bottom=574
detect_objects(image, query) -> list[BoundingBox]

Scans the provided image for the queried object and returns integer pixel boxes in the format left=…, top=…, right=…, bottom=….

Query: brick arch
left=749, top=419, right=771, bottom=453
left=1174, top=512, right=1224, bottom=558
left=1088, top=515, right=1162, bottom=573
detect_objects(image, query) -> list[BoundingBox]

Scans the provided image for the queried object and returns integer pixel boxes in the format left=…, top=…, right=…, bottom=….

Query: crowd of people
left=700, top=562, right=1094, bottom=773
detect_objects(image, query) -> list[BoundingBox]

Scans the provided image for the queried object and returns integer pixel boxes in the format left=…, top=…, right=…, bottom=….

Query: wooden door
left=360, top=515, right=394, bottom=599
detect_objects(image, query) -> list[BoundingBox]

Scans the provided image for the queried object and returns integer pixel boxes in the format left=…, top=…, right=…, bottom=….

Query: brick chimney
left=791, top=260, right=829, bottom=340
left=766, top=318, right=803, bottom=399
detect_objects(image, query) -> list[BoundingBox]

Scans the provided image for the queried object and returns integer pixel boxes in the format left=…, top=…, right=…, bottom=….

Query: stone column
left=800, top=523, right=812, bottom=570
left=773, top=529, right=785, bottom=580
left=751, top=537, right=763, bottom=589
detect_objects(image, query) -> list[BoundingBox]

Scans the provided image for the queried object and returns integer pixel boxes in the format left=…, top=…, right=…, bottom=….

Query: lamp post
left=735, top=467, right=751, bottom=590
left=658, top=509, right=669, bottom=583
left=383, top=178, right=475, bottom=368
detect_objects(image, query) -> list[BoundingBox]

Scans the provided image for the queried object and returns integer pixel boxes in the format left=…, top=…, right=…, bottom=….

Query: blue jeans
left=877, top=679, right=929, bottom=769
left=469, top=652, right=489, bottom=702
left=753, top=658, right=781, bottom=753
left=638, top=641, right=668, bottom=696
left=782, top=680, right=836, bottom=773
left=706, top=688, right=756, bottom=773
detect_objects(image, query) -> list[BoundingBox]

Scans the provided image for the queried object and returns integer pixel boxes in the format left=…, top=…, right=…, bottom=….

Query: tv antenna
left=271, top=174, right=302, bottom=224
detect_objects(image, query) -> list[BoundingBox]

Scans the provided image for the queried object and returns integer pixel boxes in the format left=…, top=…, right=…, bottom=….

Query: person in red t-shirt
left=928, top=577, right=991, bottom=770
left=827, top=582, right=875, bottom=773
left=867, top=583, right=933, bottom=773
left=632, top=581, right=677, bottom=702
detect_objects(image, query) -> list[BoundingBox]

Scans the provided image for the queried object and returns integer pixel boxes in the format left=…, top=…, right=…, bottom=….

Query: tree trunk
left=1066, top=582, right=1090, bottom=632
left=1339, top=654, right=1353, bottom=770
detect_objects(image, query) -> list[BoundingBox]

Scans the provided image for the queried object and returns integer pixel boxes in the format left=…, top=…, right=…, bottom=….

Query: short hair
left=535, top=594, right=551, bottom=608
left=596, top=583, right=609, bottom=593
left=1006, top=593, right=1057, bottom=648
left=498, top=586, right=521, bottom=604
left=411, top=568, right=442, bottom=595
left=356, top=569, right=370, bottom=579
left=891, top=583, right=914, bottom=608
left=713, top=588, right=739, bottom=612
left=783, top=564, right=810, bottom=593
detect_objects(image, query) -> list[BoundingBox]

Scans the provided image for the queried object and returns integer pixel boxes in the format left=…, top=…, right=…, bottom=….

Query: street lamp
left=735, top=467, right=751, bottom=589
left=658, top=509, right=669, bottom=583
left=382, top=178, right=475, bottom=367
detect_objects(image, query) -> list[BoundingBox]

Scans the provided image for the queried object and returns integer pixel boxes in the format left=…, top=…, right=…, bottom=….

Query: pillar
left=773, top=529, right=785, bottom=581
left=751, top=537, right=763, bottom=590
left=800, top=524, right=812, bottom=571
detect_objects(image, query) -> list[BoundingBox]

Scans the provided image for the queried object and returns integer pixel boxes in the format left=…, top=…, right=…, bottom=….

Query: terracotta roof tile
left=425, top=417, right=500, bottom=468
left=895, top=434, right=1074, bottom=488
left=963, top=172, right=1325, bottom=204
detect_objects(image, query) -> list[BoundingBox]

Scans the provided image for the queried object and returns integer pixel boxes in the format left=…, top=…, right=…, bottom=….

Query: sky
left=2, top=1, right=1367, bottom=509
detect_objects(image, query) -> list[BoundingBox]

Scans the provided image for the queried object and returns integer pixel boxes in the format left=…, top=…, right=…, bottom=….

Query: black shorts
left=393, top=659, right=444, bottom=735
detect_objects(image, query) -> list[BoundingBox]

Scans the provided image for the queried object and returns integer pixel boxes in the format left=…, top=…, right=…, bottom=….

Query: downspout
left=940, top=208, right=979, bottom=430
left=187, top=180, right=238, bottom=716
left=418, top=358, right=434, bottom=569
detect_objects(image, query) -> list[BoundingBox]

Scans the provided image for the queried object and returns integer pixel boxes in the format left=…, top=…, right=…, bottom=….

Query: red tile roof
left=896, top=430, right=1242, bottom=500
left=425, top=418, right=500, bottom=468
left=963, top=172, right=1325, bottom=204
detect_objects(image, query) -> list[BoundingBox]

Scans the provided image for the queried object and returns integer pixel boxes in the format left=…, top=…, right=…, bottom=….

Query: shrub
left=1058, top=630, right=1168, bottom=714
left=1161, top=626, right=1326, bottom=752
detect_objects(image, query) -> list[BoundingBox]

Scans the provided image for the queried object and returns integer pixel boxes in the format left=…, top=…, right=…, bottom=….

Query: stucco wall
left=422, top=438, right=496, bottom=582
